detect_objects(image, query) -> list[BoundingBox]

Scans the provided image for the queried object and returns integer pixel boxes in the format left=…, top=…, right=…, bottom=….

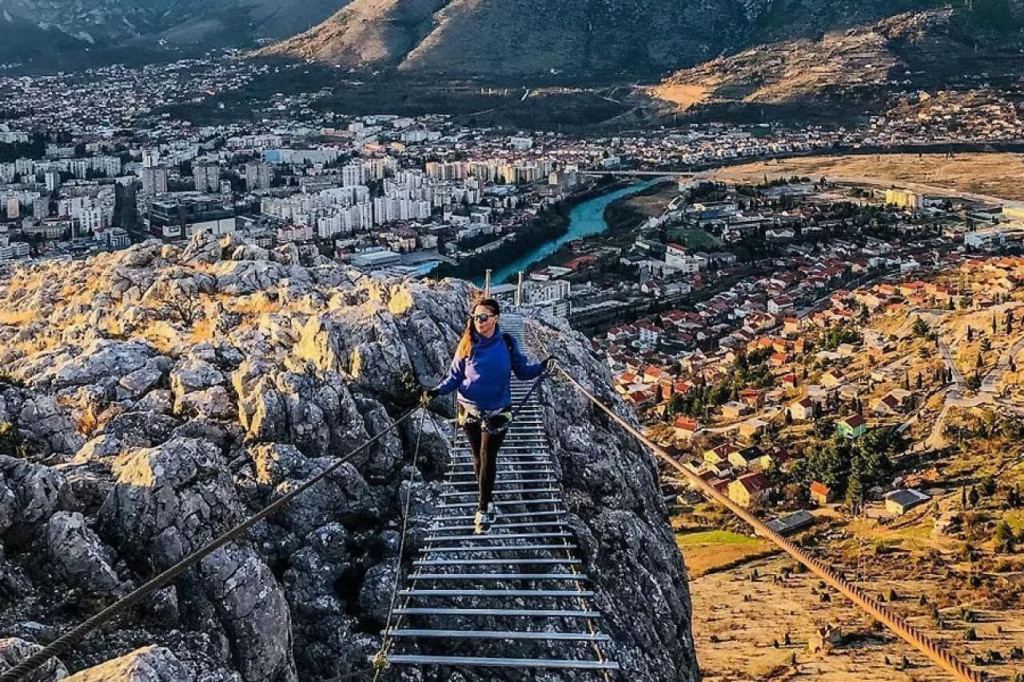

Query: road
left=981, top=333, right=1024, bottom=394
left=936, top=337, right=965, bottom=392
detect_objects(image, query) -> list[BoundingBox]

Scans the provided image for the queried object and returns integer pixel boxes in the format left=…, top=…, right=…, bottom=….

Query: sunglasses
left=471, top=313, right=497, bottom=323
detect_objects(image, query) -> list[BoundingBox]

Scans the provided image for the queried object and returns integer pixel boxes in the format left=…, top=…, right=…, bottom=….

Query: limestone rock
left=176, top=386, right=234, bottom=421
left=0, top=456, right=70, bottom=545
left=97, top=438, right=242, bottom=569
left=0, top=233, right=699, bottom=681
left=64, top=646, right=188, bottom=682
left=248, top=443, right=309, bottom=487
left=199, top=546, right=296, bottom=682
left=0, top=637, right=69, bottom=681
left=16, top=395, right=84, bottom=456
left=170, top=360, right=225, bottom=401
left=44, top=511, right=123, bottom=599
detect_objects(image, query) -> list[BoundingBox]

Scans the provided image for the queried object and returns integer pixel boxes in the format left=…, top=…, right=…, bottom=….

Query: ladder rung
left=413, top=559, right=581, bottom=566
left=452, top=447, right=548, bottom=452
left=424, top=544, right=576, bottom=553
left=449, top=471, right=555, bottom=477
left=451, top=458, right=549, bottom=464
left=441, top=488, right=559, bottom=498
left=431, top=521, right=568, bottom=532
left=440, top=499, right=563, bottom=510
left=446, top=482, right=556, bottom=489
left=392, top=607, right=600, bottom=618
left=452, top=450, right=547, bottom=454
left=433, top=511, right=566, bottom=522
left=386, top=629, right=610, bottom=642
left=409, top=573, right=585, bottom=581
left=450, top=456, right=550, bottom=461
left=382, top=654, right=619, bottom=670
left=426, top=532, right=572, bottom=541
left=449, top=470, right=554, bottom=477
left=399, top=589, right=594, bottom=598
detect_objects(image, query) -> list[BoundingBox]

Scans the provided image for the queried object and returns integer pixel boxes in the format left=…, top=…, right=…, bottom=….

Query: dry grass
left=645, top=83, right=710, bottom=110
left=189, top=318, right=215, bottom=345
left=0, top=310, right=38, bottom=325
left=711, top=153, right=1024, bottom=202
left=677, top=530, right=773, bottom=577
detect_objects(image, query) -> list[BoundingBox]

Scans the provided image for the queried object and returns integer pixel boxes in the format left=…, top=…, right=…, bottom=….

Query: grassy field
left=667, top=227, right=718, bottom=250
left=676, top=530, right=771, bottom=577
left=710, top=153, right=1024, bottom=201
left=618, top=181, right=678, bottom=217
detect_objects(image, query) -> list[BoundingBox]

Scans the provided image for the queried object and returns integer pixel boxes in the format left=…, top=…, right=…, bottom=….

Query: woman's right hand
left=421, top=387, right=440, bottom=405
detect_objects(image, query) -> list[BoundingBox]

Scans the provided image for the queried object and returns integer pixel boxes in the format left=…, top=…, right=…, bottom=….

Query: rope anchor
left=371, top=649, right=390, bottom=673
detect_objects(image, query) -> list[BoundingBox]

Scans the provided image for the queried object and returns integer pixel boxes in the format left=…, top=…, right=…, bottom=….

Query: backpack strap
left=502, top=332, right=515, bottom=355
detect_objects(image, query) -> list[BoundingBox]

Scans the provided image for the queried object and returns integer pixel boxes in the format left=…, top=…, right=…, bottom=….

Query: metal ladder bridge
left=378, top=315, right=619, bottom=676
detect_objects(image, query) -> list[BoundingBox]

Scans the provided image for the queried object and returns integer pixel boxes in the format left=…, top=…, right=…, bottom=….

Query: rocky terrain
left=257, top=0, right=1024, bottom=81
left=649, top=6, right=1024, bottom=114
left=0, top=231, right=698, bottom=681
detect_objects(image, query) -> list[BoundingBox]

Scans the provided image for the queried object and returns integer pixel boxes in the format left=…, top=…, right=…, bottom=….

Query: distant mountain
left=259, top=0, right=1024, bottom=82
left=258, top=0, right=750, bottom=77
left=0, top=0, right=344, bottom=67
left=649, top=5, right=1024, bottom=112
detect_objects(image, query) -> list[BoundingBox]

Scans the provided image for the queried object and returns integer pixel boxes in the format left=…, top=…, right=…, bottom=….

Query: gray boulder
left=169, top=360, right=226, bottom=414
left=199, top=545, right=296, bottom=682
left=17, top=395, right=84, bottom=456
left=97, top=438, right=242, bottom=570
left=0, top=456, right=70, bottom=545
left=44, top=511, right=123, bottom=599
left=273, top=461, right=377, bottom=538
left=281, top=523, right=349, bottom=618
left=248, top=443, right=309, bottom=487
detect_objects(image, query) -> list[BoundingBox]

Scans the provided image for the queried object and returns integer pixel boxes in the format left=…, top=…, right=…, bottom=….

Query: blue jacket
left=435, top=324, right=544, bottom=411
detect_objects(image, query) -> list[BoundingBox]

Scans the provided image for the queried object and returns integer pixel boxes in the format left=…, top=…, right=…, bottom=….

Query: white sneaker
left=485, top=502, right=499, bottom=524
left=474, top=510, right=487, bottom=534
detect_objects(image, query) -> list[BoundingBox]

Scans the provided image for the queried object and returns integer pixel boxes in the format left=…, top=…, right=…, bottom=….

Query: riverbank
left=490, top=178, right=670, bottom=284
left=430, top=177, right=624, bottom=283
left=603, top=179, right=678, bottom=235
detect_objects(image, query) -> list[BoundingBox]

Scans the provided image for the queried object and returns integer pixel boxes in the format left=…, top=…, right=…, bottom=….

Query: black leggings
left=462, top=412, right=510, bottom=511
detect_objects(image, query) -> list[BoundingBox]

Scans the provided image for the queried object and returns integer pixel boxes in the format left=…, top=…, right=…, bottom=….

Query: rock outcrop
left=0, top=232, right=697, bottom=681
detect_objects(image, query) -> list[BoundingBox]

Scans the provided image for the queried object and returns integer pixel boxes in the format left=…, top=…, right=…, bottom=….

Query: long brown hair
left=455, top=298, right=501, bottom=359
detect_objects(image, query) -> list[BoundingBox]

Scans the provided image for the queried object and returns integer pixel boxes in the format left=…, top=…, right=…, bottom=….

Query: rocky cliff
left=0, top=232, right=697, bottom=681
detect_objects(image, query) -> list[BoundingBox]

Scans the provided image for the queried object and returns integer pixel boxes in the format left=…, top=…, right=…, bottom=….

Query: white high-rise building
left=245, top=162, right=271, bottom=191
left=141, top=167, right=168, bottom=196
left=45, top=171, right=61, bottom=193
left=142, top=149, right=160, bottom=168
left=5, top=197, right=19, bottom=219
left=341, top=163, right=367, bottom=187
left=194, top=164, right=221, bottom=193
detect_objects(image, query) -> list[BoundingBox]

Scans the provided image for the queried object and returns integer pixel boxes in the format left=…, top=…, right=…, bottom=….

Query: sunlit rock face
left=0, top=231, right=698, bottom=681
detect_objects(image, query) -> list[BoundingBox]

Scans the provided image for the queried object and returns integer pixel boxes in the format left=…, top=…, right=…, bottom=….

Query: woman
left=424, top=299, right=553, bottom=533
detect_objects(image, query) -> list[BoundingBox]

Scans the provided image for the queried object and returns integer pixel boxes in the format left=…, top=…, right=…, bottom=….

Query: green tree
left=912, top=316, right=930, bottom=338
left=993, top=520, right=1015, bottom=553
